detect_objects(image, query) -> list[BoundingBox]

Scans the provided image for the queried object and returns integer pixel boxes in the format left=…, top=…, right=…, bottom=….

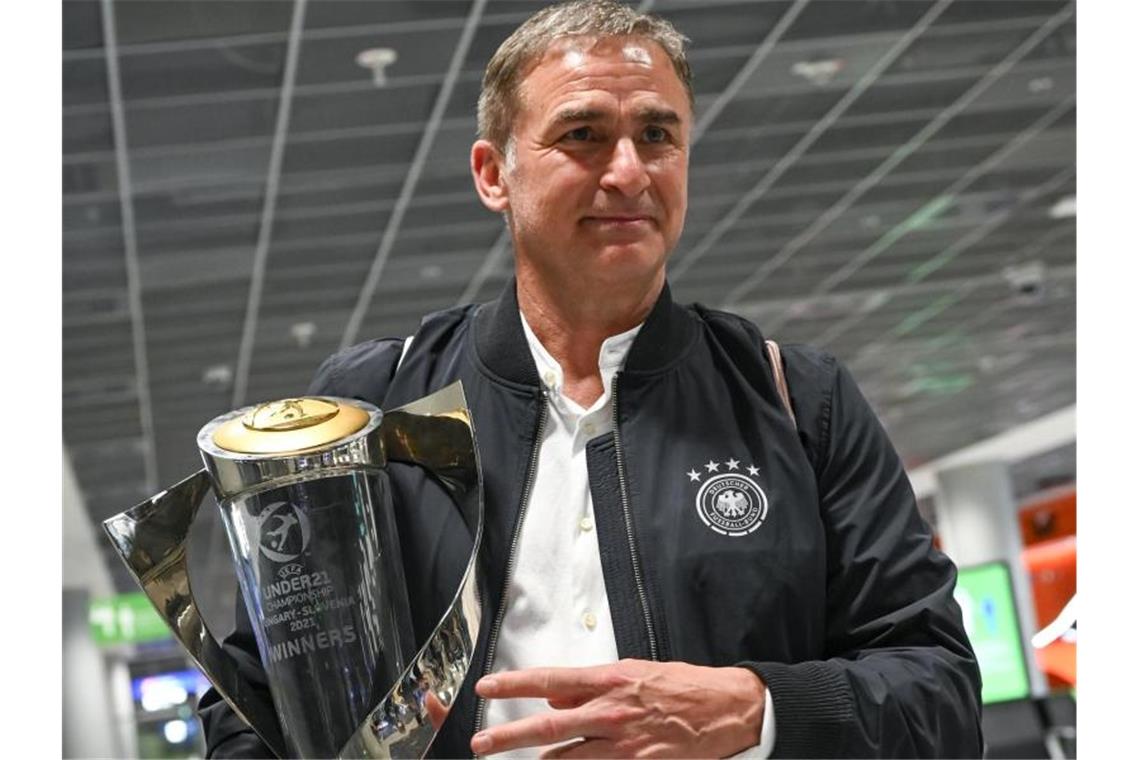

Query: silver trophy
left=103, top=383, right=483, bottom=758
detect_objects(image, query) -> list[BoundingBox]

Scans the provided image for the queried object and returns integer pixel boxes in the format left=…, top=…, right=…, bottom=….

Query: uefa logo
left=256, top=501, right=311, bottom=563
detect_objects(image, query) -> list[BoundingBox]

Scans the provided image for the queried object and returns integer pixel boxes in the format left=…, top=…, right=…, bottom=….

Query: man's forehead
left=516, top=35, right=689, bottom=114
left=538, top=34, right=667, bottom=70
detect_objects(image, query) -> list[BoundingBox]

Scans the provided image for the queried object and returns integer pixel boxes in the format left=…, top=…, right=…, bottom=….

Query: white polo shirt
left=482, top=313, right=775, bottom=757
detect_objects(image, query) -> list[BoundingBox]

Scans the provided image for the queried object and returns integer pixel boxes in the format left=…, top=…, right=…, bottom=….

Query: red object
left=1022, top=535, right=1076, bottom=629
left=1019, top=487, right=1076, bottom=546
left=1035, top=639, right=1076, bottom=686
left=1021, top=515, right=1076, bottom=691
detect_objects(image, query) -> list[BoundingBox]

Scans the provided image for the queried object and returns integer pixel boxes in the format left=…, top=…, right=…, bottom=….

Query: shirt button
left=582, top=612, right=597, bottom=630
left=579, top=516, right=594, bottom=532
left=582, top=421, right=596, bottom=436
left=542, top=371, right=556, bottom=387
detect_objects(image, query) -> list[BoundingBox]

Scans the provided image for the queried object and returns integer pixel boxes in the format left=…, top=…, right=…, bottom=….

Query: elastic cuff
left=736, top=660, right=853, bottom=759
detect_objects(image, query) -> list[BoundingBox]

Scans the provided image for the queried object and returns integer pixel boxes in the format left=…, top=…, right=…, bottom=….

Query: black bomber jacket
left=200, top=280, right=984, bottom=758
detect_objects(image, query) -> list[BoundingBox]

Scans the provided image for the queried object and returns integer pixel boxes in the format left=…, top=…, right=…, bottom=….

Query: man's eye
left=564, top=127, right=592, bottom=141
left=644, top=126, right=669, bottom=143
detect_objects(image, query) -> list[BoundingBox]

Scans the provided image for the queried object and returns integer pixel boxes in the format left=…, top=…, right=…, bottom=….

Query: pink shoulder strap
left=764, top=339, right=797, bottom=428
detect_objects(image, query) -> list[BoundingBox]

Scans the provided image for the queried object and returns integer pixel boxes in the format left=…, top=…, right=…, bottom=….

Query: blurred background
left=62, top=1, right=1076, bottom=757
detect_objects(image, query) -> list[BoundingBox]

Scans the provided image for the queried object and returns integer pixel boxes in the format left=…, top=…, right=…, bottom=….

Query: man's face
left=477, top=36, right=691, bottom=291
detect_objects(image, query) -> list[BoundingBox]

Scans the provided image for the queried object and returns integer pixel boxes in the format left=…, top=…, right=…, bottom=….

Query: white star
left=726, top=458, right=740, bottom=470
left=747, top=465, right=760, bottom=476
left=687, top=469, right=701, bottom=482
left=705, top=460, right=720, bottom=473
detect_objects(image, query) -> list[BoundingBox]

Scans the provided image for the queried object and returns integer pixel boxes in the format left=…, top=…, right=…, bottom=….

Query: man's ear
left=471, top=139, right=510, bottom=214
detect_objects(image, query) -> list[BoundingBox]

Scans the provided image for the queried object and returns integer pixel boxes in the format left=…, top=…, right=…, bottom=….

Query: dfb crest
left=686, top=459, right=768, bottom=537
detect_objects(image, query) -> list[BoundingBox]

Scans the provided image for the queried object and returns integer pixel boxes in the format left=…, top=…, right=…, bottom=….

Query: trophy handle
left=337, top=381, right=485, bottom=758
left=103, top=470, right=289, bottom=759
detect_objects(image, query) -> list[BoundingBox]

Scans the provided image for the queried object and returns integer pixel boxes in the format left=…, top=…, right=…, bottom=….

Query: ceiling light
left=1049, top=195, right=1076, bottom=219
left=1028, top=76, right=1054, bottom=93
left=1002, top=260, right=1046, bottom=302
left=790, top=58, right=845, bottom=87
left=420, top=264, right=443, bottom=280
left=978, top=352, right=1029, bottom=375
left=202, top=364, right=233, bottom=389
left=290, top=321, right=317, bottom=348
left=862, top=291, right=889, bottom=312
left=356, top=47, right=398, bottom=87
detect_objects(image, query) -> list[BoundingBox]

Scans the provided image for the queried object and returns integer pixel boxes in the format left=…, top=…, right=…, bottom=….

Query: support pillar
left=935, top=460, right=1046, bottom=697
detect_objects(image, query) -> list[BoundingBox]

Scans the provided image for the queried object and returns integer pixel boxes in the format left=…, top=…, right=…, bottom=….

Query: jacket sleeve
left=197, top=337, right=407, bottom=758
left=197, top=592, right=279, bottom=758
left=741, top=352, right=984, bottom=758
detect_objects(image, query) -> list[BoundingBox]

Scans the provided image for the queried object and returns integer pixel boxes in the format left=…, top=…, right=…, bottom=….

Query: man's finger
left=547, top=695, right=589, bottom=710
left=475, top=665, right=611, bottom=701
left=540, top=738, right=618, bottom=759
left=470, top=707, right=603, bottom=756
left=423, top=691, right=449, bottom=727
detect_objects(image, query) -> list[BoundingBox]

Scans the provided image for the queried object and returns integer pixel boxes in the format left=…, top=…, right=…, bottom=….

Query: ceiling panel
left=296, top=25, right=468, bottom=87
left=306, top=1, right=472, bottom=30
left=63, top=0, right=104, bottom=51
left=783, top=0, right=938, bottom=41
left=290, top=84, right=440, bottom=133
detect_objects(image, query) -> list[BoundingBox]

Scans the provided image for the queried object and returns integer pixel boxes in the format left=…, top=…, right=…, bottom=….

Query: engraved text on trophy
left=253, top=501, right=361, bottom=664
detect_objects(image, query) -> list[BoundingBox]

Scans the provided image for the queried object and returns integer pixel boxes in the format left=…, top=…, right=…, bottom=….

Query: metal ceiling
left=63, top=0, right=1076, bottom=620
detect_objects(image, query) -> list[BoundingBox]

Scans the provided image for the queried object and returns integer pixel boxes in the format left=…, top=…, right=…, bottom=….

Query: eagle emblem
left=689, top=461, right=768, bottom=537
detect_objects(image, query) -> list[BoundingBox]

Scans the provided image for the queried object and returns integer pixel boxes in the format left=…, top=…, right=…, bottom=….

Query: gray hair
left=477, top=0, right=693, bottom=152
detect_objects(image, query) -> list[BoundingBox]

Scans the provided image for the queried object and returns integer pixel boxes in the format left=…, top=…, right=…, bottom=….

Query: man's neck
left=516, top=269, right=663, bottom=408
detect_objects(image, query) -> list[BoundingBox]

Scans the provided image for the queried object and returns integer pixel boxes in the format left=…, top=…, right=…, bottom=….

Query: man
left=200, top=1, right=983, bottom=757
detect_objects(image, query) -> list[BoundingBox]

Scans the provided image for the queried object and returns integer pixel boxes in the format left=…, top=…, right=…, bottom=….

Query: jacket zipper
left=611, top=373, right=660, bottom=661
left=472, top=393, right=548, bottom=735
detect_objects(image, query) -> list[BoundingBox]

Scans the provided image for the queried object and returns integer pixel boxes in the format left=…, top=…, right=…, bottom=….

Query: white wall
left=62, top=448, right=112, bottom=597
left=62, top=447, right=125, bottom=758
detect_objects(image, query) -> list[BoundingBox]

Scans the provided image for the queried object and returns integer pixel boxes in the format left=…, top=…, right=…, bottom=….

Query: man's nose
left=600, top=137, right=651, bottom=197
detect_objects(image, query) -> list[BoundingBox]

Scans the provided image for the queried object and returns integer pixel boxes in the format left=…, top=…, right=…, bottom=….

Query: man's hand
left=469, top=659, right=766, bottom=758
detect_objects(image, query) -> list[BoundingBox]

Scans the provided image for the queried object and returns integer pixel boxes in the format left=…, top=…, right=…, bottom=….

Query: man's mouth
left=583, top=215, right=654, bottom=225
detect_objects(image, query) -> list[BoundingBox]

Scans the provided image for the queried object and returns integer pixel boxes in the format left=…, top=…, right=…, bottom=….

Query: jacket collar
left=473, top=276, right=698, bottom=387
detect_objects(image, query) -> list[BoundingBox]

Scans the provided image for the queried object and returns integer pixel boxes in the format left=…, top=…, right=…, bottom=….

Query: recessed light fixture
left=290, top=321, right=317, bottom=348
left=1048, top=195, right=1076, bottom=219
left=202, top=364, right=233, bottom=388
left=790, top=58, right=845, bottom=87
left=863, top=291, right=889, bottom=312
left=356, top=47, right=398, bottom=87
left=1003, top=260, right=1046, bottom=303
left=1028, top=76, right=1054, bottom=94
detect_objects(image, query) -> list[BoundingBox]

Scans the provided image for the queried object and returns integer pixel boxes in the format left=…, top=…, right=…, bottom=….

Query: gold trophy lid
left=211, top=397, right=371, bottom=454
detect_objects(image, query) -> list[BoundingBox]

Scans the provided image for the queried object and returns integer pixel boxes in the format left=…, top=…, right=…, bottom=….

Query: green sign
left=953, top=562, right=1032, bottom=704
left=89, top=592, right=172, bottom=645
